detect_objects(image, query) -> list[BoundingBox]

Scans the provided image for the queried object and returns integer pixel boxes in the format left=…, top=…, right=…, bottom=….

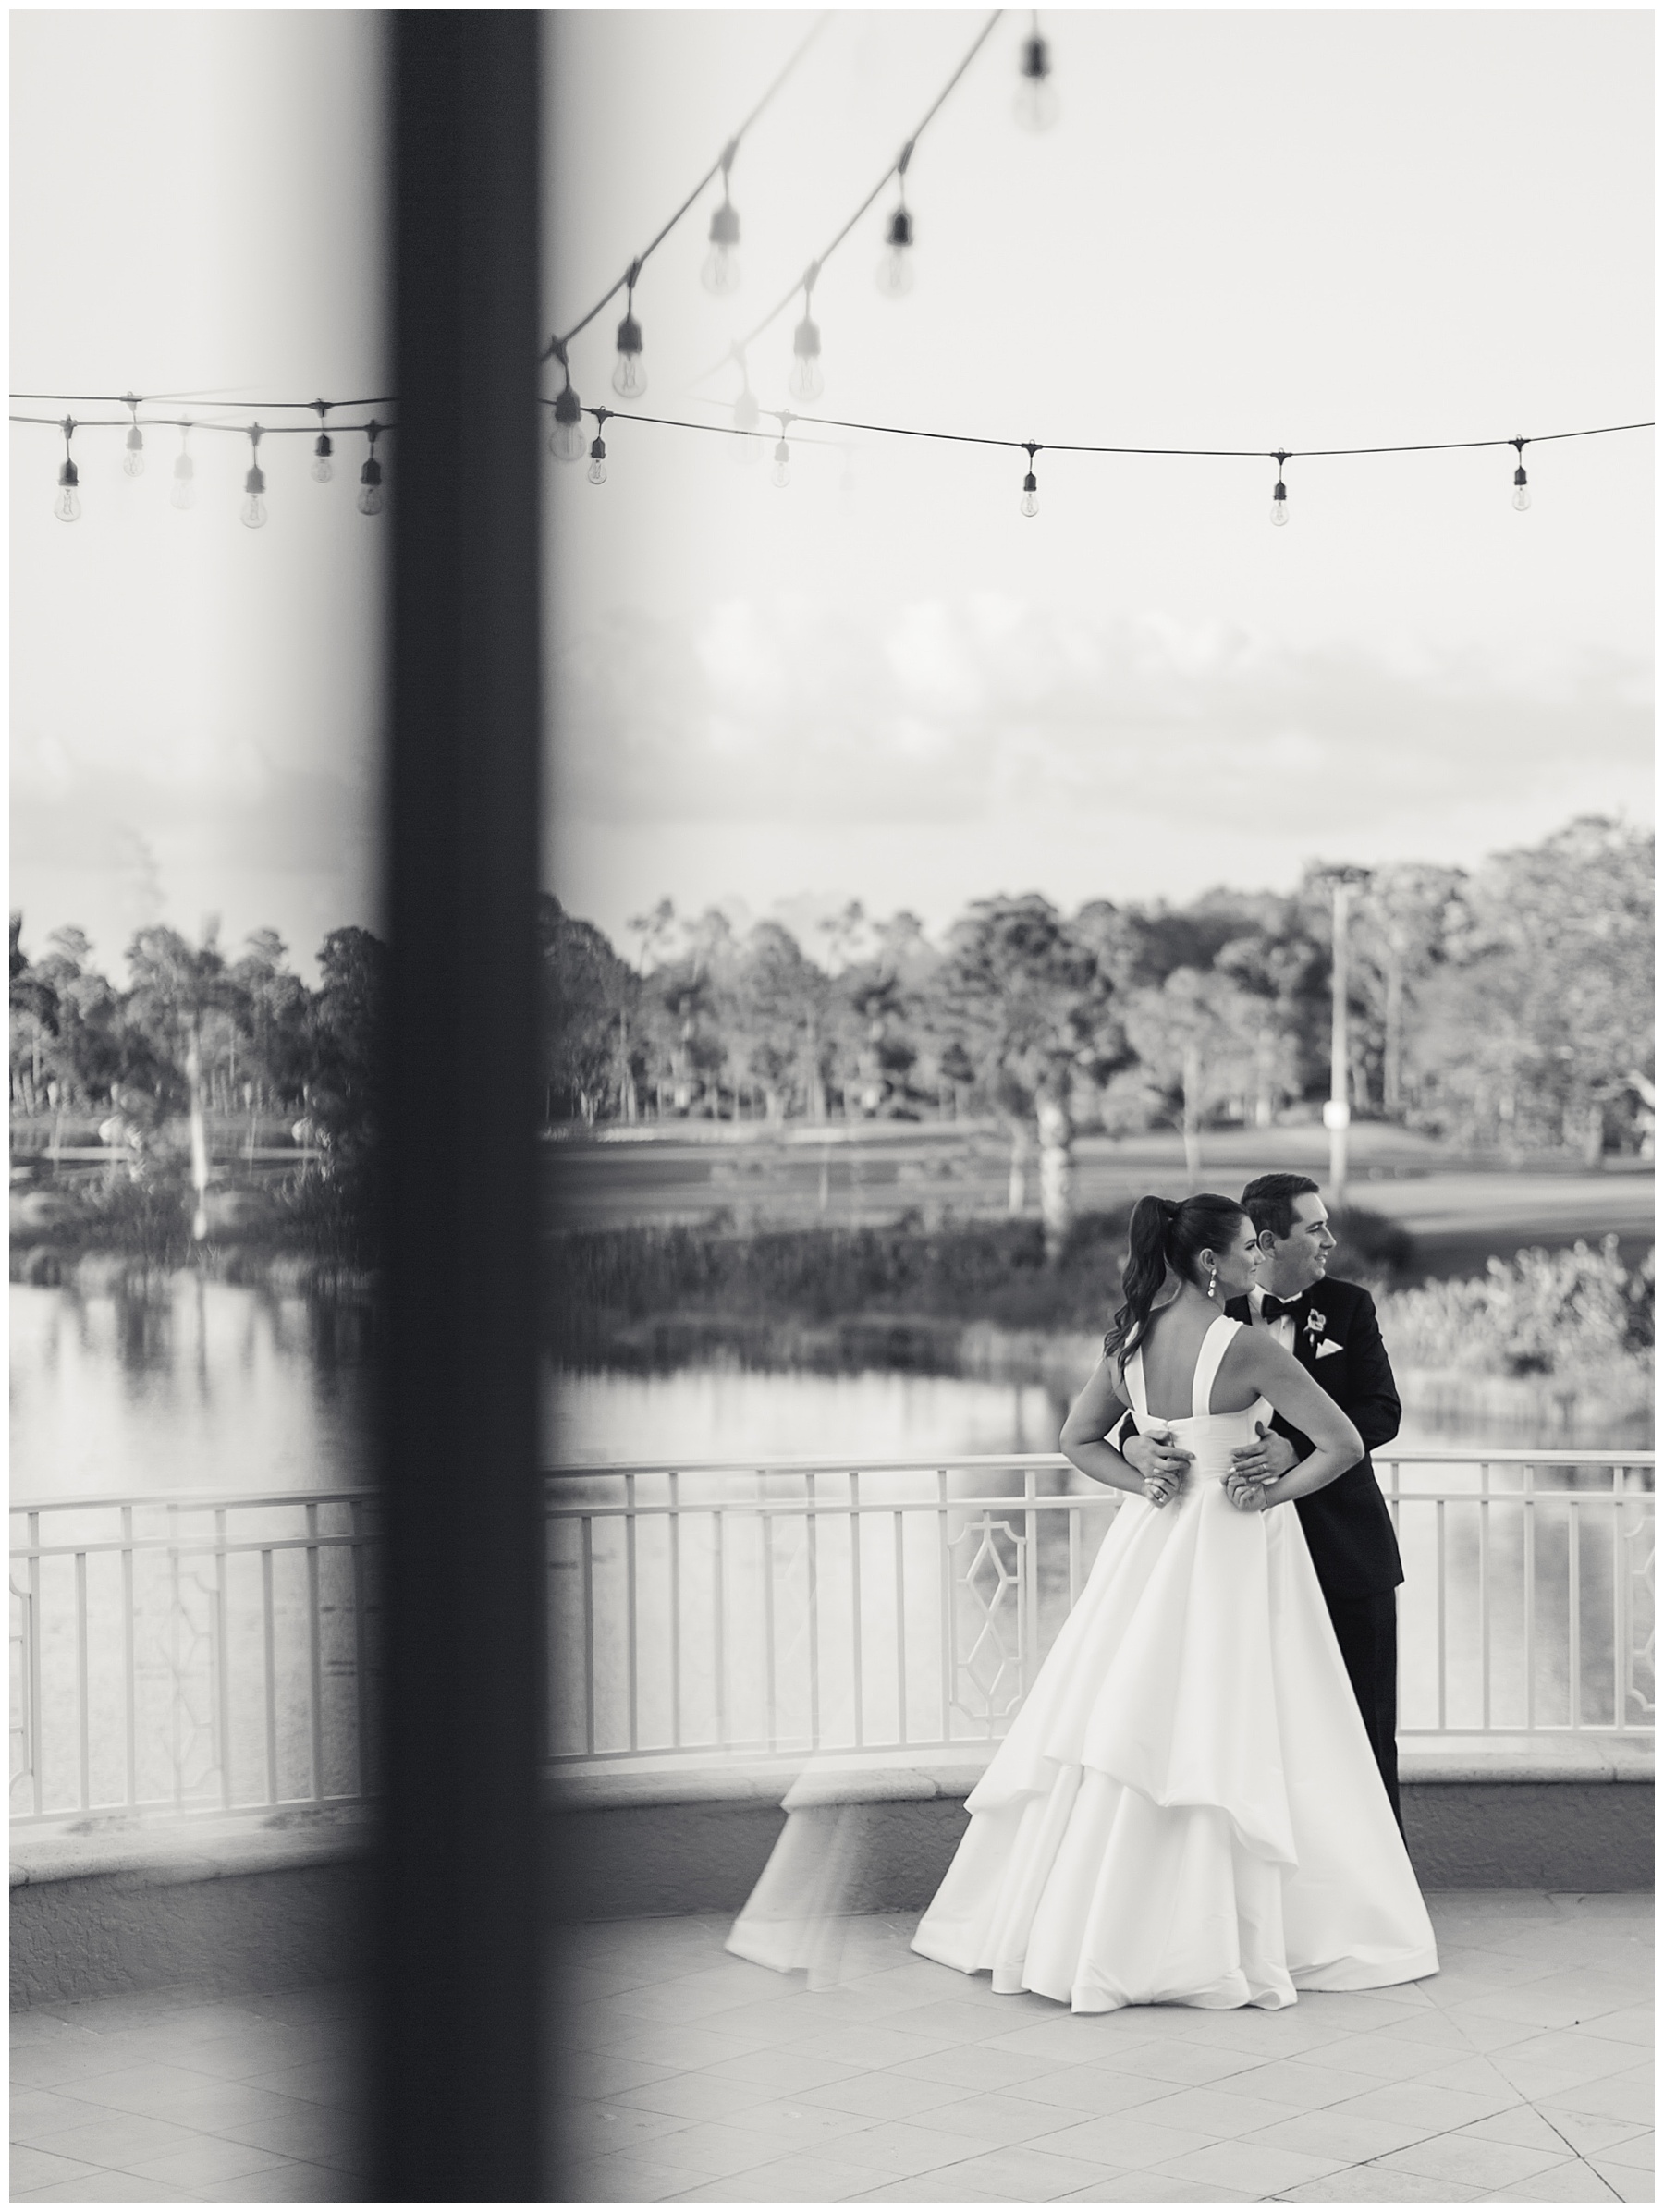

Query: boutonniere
left=1304, top=1308, right=1328, bottom=1340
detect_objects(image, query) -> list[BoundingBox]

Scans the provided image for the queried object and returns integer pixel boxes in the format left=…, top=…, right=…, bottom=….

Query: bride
left=912, top=1191, right=1438, bottom=2012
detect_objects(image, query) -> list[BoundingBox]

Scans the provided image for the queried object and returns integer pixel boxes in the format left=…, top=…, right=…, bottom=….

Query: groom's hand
left=1230, top=1422, right=1296, bottom=1485
left=1123, top=1431, right=1193, bottom=1485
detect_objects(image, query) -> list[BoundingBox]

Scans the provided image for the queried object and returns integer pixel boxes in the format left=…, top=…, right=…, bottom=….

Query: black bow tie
left=1259, top=1294, right=1304, bottom=1321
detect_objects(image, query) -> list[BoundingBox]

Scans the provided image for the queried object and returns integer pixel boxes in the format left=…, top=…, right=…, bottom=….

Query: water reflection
left=547, top=1363, right=1069, bottom=1467
left=13, top=1277, right=1646, bottom=1498
left=10, top=1279, right=375, bottom=1501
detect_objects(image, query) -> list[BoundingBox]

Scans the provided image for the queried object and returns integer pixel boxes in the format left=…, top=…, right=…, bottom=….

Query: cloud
left=13, top=758, right=373, bottom=879
left=551, top=600, right=1652, bottom=851
left=10, top=748, right=377, bottom=975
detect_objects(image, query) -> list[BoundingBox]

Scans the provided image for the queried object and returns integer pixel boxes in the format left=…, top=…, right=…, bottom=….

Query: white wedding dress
left=912, top=1314, right=1438, bottom=2011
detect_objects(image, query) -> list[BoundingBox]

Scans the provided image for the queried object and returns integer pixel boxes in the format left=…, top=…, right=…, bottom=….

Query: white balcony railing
left=10, top=1454, right=1655, bottom=1824
left=9, top=1492, right=378, bottom=1827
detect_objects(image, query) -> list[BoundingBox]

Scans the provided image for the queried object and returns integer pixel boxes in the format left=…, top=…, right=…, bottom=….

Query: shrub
left=1328, top=1205, right=1419, bottom=1291
left=1379, top=1236, right=1654, bottom=1378
left=548, top=1208, right=1141, bottom=1354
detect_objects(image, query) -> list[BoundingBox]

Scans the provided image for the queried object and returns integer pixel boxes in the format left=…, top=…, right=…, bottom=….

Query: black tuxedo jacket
left=1225, top=1277, right=1403, bottom=1602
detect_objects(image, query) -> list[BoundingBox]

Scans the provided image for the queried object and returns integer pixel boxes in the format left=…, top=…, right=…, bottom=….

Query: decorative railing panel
left=11, top=1453, right=1653, bottom=1821
left=9, top=1493, right=378, bottom=1824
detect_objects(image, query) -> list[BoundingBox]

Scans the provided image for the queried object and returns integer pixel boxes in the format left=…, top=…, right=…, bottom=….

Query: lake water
left=11, top=1279, right=377, bottom=1502
left=12, top=1277, right=1645, bottom=1505
left=10, top=1279, right=1654, bottom=1819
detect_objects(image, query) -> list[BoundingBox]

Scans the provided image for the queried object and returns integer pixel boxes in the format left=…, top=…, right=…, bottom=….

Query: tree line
left=544, top=815, right=1653, bottom=1167
left=9, top=920, right=383, bottom=1164
left=10, top=816, right=1653, bottom=1228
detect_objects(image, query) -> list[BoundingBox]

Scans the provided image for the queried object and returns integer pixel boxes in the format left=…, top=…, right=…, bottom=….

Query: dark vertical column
left=375, top=12, right=546, bottom=2201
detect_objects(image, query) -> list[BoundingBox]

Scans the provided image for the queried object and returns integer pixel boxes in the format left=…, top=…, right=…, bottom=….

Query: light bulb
left=55, top=460, right=80, bottom=523
left=789, top=313, right=824, bottom=402
left=702, top=199, right=741, bottom=296
left=613, top=310, right=646, bottom=398
left=876, top=207, right=913, bottom=299
left=1021, top=471, right=1039, bottom=519
left=549, top=386, right=586, bottom=464
left=171, top=454, right=195, bottom=510
left=1015, top=33, right=1058, bottom=130
left=1270, top=482, right=1289, bottom=527
left=732, top=386, right=762, bottom=465
left=1512, top=467, right=1531, bottom=512
left=312, top=433, right=335, bottom=483
left=588, top=435, right=607, bottom=485
left=771, top=438, right=790, bottom=489
left=241, top=495, right=268, bottom=529
left=358, top=456, right=384, bottom=516
left=123, top=426, right=146, bottom=477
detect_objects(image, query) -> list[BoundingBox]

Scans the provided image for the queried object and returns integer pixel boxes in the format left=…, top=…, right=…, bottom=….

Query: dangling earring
left=1205, top=1257, right=1218, bottom=1302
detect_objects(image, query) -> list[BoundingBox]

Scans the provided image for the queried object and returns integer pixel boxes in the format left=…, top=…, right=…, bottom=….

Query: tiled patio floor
left=556, top=1892, right=1651, bottom=2206
left=10, top=1981, right=368, bottom=2202
left=8, top=1891, right=1650, bottom=2203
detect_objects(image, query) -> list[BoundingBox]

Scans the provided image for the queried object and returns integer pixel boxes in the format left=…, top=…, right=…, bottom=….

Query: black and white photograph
left=8, top=8, right=1654, bottom=2206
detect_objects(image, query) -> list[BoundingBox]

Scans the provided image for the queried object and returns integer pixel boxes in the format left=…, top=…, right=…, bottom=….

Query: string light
left=11, top=392, right=1650, bottom=536
left=544, top=15, right=827, bottom=392
left=612, top=263, right=647, bottom=398
left=789, top=268, right=824, bottom=401
left=772, top=412, right=792, bottom=488
left=691, top=14, right=1002, bottom=404
left=547, top=341, right=587, bottom=463
left=588, top=406, right=609, bottom=485
left=171, top=425, right=195, bottom=511
left=1014, top=12, right=1058, bottom=132
left=240, top=424, right=268, bottom=529
left=550, top=383, right=586, bottom=463
left=876, top=143, right=915, bottom=299
left=55, top=417, right=80, bottom=523
left=357, top=421, right=384, bottom=516
left=17, top=398, right=398, bottom=530
left=121, top=392, right=145, bottom=477
left=702, top=141, right=742, bottom=296
left=1020, top=442, right=1040, bottom=517
left=586, top=406, right=1652, bottom=529
left=311, top=399, right=335, bottom=483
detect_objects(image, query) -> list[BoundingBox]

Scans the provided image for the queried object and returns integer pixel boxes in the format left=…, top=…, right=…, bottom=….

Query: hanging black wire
left=654, top=404, right=1653, bottom=463
left=544, top=11, right=832, bottom=360
left=10, top=411, right=393, bottom=435
left=688, top=10, right=1004, bottom=397
left=10, top=392, right=395, bottom=410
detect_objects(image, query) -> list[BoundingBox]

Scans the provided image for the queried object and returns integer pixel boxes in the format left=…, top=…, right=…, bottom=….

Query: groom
left=1124, top=1172, right=1407, bottom=1824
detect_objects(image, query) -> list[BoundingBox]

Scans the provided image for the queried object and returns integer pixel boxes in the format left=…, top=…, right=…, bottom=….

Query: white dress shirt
left=1249, top=1284, right=1297, bottom=1354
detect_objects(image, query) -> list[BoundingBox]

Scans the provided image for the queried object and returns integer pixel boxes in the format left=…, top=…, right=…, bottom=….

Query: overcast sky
left=10, top=11, right=1652, bottom=976
left=10, top=9, right=386, bottom=980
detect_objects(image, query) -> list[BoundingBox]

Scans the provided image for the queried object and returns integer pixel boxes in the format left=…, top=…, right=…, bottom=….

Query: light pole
left=1325, top=878, right=1352, bottom=1206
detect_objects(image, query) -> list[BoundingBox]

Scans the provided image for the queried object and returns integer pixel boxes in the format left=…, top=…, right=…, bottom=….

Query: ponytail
left=1104, top=1192, right=1249, bottom=1374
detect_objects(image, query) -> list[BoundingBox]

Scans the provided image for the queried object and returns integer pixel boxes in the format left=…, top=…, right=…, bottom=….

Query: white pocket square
left=1315, top=1338, right=1343, bottom=1359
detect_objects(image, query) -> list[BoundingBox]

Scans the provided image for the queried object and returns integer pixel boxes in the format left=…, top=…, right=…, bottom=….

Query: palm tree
left=124, top=923, right=242, bottom=1236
